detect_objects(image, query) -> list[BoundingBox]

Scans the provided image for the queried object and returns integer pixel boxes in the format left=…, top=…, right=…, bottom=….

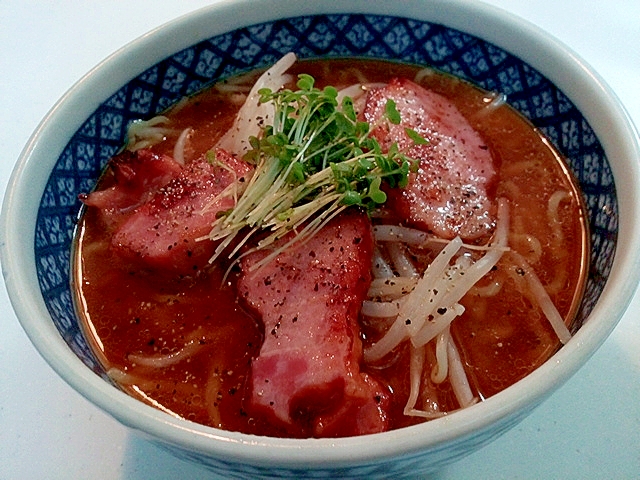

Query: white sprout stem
left=469, top=280, right=502, bottom=297
left=447, top=337, right=476, bottom=408
left=364, top=237, right=463, bottom=362
left=257, top=193, right=343, bottom=250
left=508, top=250, right=572, bottom=344
left=364, top=198, right=510, bottom=363
left=244, top=174, right=295, bottom=225
left=433, top=198, right=510, bottom=310
left=403, top=408, right=446, bottom=419
left=336, top=82, right=386, bottom=106
left=411, top=303, right=465, bottom=348
left=126, top=115, right=172, bottom=151
left=263, top=189, right=340, bottom=235
left=211, top=159, right=278, bottom=232
left=199, top=162, right=245, bottom=217
left=372, top=247, right=395, bottom=279
left=399, top=236, right=464, bottom=337
left=373, top=224, right=441, bottom=246
left=106, top=367, right=137, bottom=385
left=172, top=127, right=192, bottom=166
left=208, top=224, right=258, bottom=266
left=225, top=224, right=263, bottom=261
left=386, top=242, right=420, bottom=278
left=243, top=161, right=300, bottom=227
left=361, top=300, right=400, bottom=318
left=436, top=246, right=505, bottom=309
left=336, top=83, right=368, bottom=106
left=217, top=52, right=297, bottom=156
left=247, top=203, right=348, bottom=273
left=199, top=181, right=236, bottom=217
left=127, top=336, right=204, bottom=369
left=431, top=326, right=450, bottom=384
left=367, top=277, right=418, bottom=299
left=410, top=200, right=510, bottom=346
left=403, top=344, right=426, bottom=415
left=363, top=317, right=409, bottom=363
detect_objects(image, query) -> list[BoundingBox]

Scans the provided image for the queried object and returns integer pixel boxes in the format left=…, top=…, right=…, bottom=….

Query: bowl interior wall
left=33, top=14, right=617, bottom=374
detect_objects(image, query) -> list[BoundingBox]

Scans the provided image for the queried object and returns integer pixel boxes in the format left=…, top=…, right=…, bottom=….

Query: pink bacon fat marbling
left=238, top=209, right=390, bottom=438
left=363, top=77, right=497, bottom=240
left=90, top=148, right=253, bottom=275
left=79, top=149, right=183, bottom=230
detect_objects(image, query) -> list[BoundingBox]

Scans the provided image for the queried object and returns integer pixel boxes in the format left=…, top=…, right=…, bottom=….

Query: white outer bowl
left=2, top=0, right=639, bottom=478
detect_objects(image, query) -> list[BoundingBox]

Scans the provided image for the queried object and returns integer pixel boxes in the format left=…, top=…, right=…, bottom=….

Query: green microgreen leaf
left=342, top=97, right=356, bottom=122
left=296, top=73, right=314, bottom=91
left=343, top=190, right=363, bottom=206
left=205, top=149, right=217, bottom=164
left=207, top=72, right=420, bottom=263
left=367, top=176, right=387, bottom=204
left=405, top=127, right=429, bottom=145
left=385, top=99, right=401, bottom=125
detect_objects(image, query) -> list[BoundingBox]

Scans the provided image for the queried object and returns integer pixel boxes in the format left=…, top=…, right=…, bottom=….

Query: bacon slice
left=363, top=78, right=497, bottom=240
left=111, top=149, right=252, bottom=275
left=238, top=210, right=390, bottom=437
left=79, top=149, right=183, bottom=229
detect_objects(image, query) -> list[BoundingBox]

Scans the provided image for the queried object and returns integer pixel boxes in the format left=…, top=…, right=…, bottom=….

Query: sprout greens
left=207, top=74, right=425, bottom=264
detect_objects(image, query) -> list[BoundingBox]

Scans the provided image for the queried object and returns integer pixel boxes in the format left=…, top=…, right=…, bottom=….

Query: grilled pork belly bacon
left=238, top=210, right=390, bottom=437
left=362, top=77, right=497, bottom=240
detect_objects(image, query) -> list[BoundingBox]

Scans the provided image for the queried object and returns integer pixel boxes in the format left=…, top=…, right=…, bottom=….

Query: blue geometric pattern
left=35, top=14, right=616, bottom=383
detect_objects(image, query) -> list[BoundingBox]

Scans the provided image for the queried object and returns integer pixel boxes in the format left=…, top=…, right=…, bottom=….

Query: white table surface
left=1, top=1, right=638, bottom=479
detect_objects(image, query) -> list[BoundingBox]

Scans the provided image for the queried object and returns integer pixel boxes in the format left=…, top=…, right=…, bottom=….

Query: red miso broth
left=73, top=58, right=588, bottom=437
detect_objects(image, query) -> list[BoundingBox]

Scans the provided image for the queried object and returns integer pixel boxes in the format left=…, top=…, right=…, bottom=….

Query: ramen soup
left=73, top=55, right=588, bottom=438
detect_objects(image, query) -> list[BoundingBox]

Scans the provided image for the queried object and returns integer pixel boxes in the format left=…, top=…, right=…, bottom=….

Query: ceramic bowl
left=2, top=0, right=640, bottom=478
